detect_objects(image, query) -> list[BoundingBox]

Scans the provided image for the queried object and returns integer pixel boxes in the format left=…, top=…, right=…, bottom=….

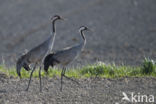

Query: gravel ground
left=0, top=74, right=155, bottom=104
left=0, top=0, right=156, bottom=66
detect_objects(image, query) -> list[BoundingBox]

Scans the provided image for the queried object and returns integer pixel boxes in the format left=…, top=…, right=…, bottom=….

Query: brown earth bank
left=0, top=0, right=156, bottom=66
left=0, top=74, right=155, bottom=104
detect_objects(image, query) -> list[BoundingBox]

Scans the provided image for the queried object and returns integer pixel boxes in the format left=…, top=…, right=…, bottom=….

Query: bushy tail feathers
left=23, top=63, right=31, bottom=71
left=44, top=54, right=53, bottom=73
left=16, top=54, right=31, bottom=78
left=44, top=53, right=60, bottom=73
left=16, top=59, right=22, bottom=78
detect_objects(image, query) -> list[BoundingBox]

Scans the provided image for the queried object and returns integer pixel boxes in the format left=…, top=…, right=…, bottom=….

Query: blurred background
left=0, top=0, right=155, bottom=66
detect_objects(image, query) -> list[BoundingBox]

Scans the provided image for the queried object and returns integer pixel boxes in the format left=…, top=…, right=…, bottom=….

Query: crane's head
left=79, top=26, right=90, bottom=32
left=51, top=15, right=64, bottom=21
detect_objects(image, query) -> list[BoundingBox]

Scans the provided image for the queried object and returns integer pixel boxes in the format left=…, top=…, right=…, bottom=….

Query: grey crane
left=43, top=26, right=90, bottom=91
left=16, top=15, right=64, bottom=92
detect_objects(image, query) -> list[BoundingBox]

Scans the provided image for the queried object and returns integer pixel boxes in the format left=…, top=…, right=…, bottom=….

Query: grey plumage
left=16, top=15, right=63, bottom=92
left=44, top=26, right=89, bottom=91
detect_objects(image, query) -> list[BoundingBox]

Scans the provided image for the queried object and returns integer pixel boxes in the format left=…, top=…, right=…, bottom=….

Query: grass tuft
left=0, top=58, right=155, bottom=79
left=141, top=58, right=155, bottom=75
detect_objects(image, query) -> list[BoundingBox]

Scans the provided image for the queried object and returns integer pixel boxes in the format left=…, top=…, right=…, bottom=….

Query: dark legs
left=25, top=64, right=36, bottom=91
left=25, top=64, right=42, bottom=92
left=60, top=67, right=65, bottom=91
left=39, top=66, right=42, bottom=92
left=60, top=67, right=79, bottom=91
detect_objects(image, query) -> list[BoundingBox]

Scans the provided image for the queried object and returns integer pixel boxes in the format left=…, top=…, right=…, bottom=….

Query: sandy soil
left=0, top=73, right=155, bottom=104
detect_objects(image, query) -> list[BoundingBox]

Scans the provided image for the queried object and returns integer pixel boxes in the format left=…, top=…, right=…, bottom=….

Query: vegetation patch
left=0, top=58, right=155, bottom=79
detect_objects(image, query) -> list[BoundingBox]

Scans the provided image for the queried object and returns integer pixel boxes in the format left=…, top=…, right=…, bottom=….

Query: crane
left=43, top=26, right=90, bottom=91
left=16, top=15, right=64, bottom=92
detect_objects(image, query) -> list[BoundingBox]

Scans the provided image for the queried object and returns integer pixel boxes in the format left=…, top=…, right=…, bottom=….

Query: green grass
left=0, top=58, right=155, bottom=79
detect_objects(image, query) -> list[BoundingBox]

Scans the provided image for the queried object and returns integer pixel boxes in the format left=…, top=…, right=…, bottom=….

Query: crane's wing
left=52, top=44, right=82, bottom=64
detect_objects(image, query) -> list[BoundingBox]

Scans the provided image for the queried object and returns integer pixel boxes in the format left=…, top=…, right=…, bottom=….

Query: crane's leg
left=60, top=67, right=80, bottom=91
left=39, top=66, right=42, bottom=92
left=25, top=64, right=36, bottom=91
left=60, top=67, right=65, bottom=91
left=62, top=67, right=79, bottom=85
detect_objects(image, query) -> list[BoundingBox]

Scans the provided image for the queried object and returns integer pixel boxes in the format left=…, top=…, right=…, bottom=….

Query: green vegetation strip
left=0, top=58, right=155, bottom=78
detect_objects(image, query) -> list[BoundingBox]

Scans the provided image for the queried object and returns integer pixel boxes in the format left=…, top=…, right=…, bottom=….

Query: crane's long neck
left=49, top=20, right=57, bottom=51
left=52, top=20, right=56, bottom=33
left=80, top=30, right=86, bottom=46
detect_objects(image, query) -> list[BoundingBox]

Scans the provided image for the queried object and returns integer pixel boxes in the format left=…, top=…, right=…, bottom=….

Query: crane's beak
left=61, top=17, right=67, bottom=21
left=87, top=28, right=93, bottom=32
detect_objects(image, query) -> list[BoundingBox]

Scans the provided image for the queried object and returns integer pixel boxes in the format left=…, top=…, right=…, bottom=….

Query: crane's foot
left=60, top=87, right=63, bottom=92
left=40, top=87, right=42, bottom=92
left=91, top=75, right=99, bottom=82
left=25, top=88, right=29, bottom=91
left=60, top=79, right=63, bottom=92
left=63, top=75, right=80, bottom=85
